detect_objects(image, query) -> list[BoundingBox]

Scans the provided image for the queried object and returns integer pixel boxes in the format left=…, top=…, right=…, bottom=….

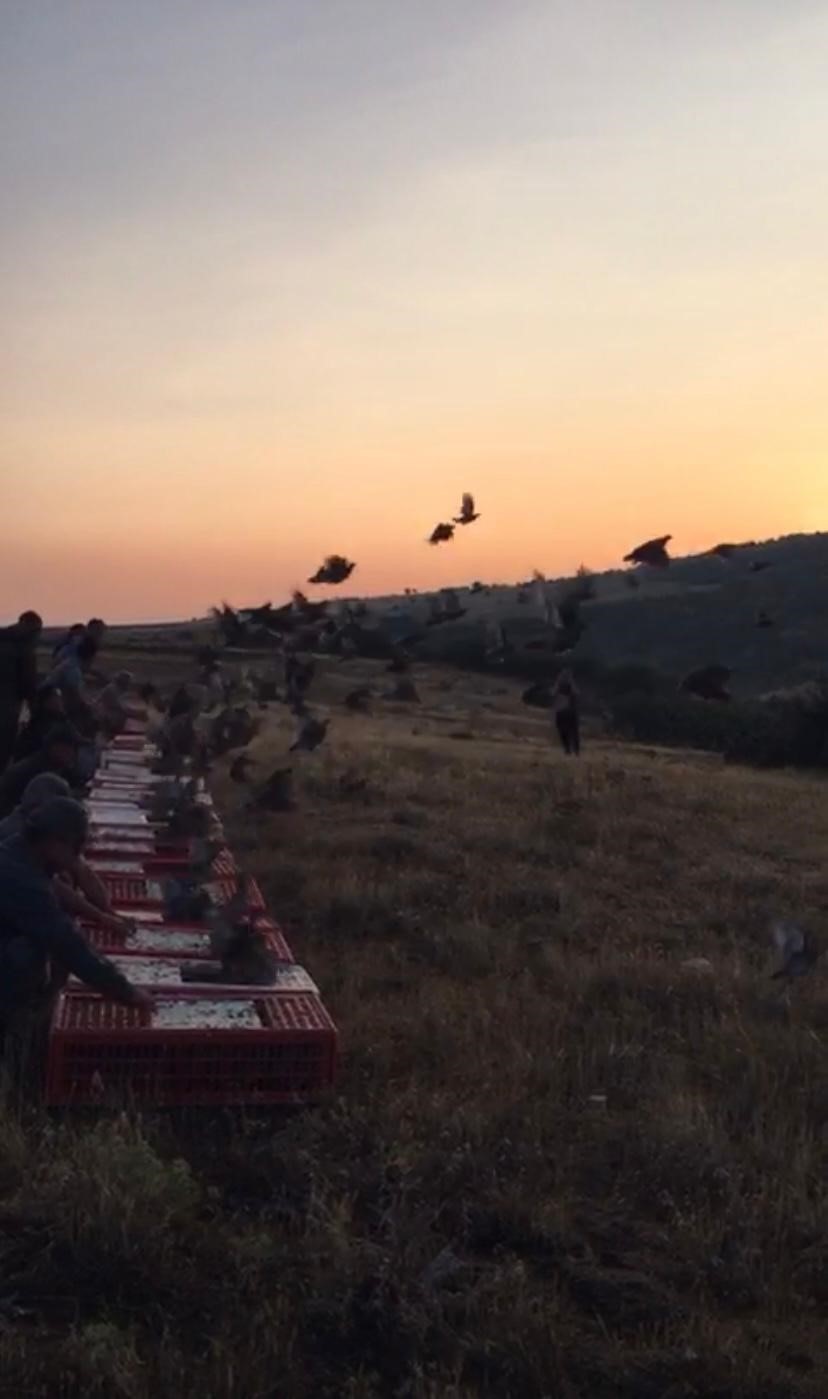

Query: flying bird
left=308, top=554, right=357, bottom=585
left=291, top=714, right=329, bottom=752
left=428, top=522, right=455, bottom=545
left=522, top=682, right=555, bottom=709
left=251, top=767, right=295, bottom=812
left=344, top=686, right=373, bottom=711
left=771, top=921, right=820, bottom=983
left=453, top=492, right=480, bottom=525
left=623, top=534, right=672, bottom=568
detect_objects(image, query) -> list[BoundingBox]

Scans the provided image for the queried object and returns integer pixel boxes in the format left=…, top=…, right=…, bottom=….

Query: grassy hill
left=1, top=654, right=826, bottom=1397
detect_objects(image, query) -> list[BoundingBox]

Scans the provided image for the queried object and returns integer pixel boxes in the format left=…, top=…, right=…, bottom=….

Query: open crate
left=81, top=917, right=295, bottom=962
left=99, top=871, right=262, bottom=910
left=68, top=951, right=316, bottom=994
left=45, top=990, right=337, bottom=1106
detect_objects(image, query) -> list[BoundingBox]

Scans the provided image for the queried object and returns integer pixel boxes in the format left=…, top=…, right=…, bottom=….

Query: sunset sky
left=2, top=1, right=827, bottom=622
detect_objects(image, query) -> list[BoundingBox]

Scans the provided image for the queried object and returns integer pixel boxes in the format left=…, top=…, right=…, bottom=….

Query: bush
left=608, top=684, right=828, bottom=769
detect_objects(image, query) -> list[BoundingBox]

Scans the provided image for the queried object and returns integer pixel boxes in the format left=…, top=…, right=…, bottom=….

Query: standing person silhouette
left=552, top=670, right=581, bottom=757
left=0, top=612, right=43, bottom=773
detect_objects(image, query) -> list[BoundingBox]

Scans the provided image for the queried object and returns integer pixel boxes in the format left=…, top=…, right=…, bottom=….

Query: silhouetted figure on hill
left=552, top=671, right=581, bottom=756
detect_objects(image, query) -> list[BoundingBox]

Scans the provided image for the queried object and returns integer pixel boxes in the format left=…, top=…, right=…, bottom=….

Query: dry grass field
left=1, top=653, right=826, bottom=1397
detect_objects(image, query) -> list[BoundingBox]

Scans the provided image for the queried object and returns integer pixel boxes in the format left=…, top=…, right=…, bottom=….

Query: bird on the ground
left=291, top=714, right=329, bottom=752
left=709, top=543, right=740, bottom=560
left=750, top=559, right=773, bottom=573
left=624, top=534, right=672, bottom=568
left=679, top=665, right=731, bottom=701
left=230, top=751, right=255, bottom=783
left=454, top=492, right=480, bottom=525
left=339, top=770, right=369, bottom=798
left=770, top=921, right=820, bottom=983
left=428, top=522, right=455, bottom=545
left=344, top=686, right=372, bottom=711
left=624, top=572, right=640, bottom=590
left=522, top=681, right=555, bottom=709
left=756, top=610, right=774, bottom=629
left=308, top=554, right=357, bottom=585
left=250, top=767, right=295, bottom=812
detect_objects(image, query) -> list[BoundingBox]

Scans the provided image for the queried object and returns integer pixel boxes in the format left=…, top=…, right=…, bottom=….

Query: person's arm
left=15, top=876, right=148, bottom=1006
left=72, top=856, right=113, bottom=913
left=54, top=876, right=130, bottom=936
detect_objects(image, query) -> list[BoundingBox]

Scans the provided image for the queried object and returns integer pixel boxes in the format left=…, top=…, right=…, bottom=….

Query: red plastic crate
left=67, top=951, right=317, bottom=995
left=99, top=872, right=260, bottom=910
left=82, top=919, right=295, bottom=963
left=110, top=736, right=147, bottom=751
left=99, top=874, right=165, bottom=907
left=45, top=990, right=337, bottom=1106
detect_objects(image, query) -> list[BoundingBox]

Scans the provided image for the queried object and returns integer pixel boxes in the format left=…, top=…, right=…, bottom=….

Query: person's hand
left=125, top=986, right=154, bottom=1015
left=103, top=913, right=134, bottom=937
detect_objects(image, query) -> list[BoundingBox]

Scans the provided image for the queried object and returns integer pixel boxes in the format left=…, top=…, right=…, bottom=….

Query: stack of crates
left=45, top=716, right=338, bottom=1107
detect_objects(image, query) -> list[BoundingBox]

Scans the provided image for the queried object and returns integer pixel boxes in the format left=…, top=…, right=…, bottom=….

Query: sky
left=2, top=0, right=827, bottom=622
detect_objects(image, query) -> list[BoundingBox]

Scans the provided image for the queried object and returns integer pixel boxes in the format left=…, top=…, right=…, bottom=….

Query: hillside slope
left=1, top=656, right=826, bottom=1397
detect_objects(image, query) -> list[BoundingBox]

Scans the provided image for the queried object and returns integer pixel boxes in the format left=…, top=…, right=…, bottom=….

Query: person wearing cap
left=0, top=774, right=134, bottom=939
left=0, top=797, right=151, bottom=1030
left=0, top=611, right=42, bottom=773
left=0, top=724, right=81, bottom=819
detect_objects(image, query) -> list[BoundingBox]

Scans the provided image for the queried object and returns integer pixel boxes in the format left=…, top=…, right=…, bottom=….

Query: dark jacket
left=0, top=834, right=132, bottom=1012
left=0, top=626, right=38, bottom=710
left=0, top=753, right=77, bottom=820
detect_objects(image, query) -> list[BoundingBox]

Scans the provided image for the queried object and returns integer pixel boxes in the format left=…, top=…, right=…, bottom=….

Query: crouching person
left=0, top=798, right=152, bottom=1074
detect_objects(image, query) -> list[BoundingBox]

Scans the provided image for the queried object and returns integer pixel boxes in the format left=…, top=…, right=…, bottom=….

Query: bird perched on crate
left=183, top=909, right=281, bottom=986
left=291, top=714, right=328, bottom=753
left=163, top=878, right=214, bottom=922
left=308, top=554, right=357, bottom=585
left=250, top=766, right=295, bottom=812
left=428, top=522, right=455, bottom=545
left=623, top=534, right=672, bottom=568
left=188, top=835, right=224, bottom=882
left=770, top=921, right=820, bottom=984
left=229, top=751, right=255, bottom=783
left=344, top=686, right=373, bottom=712
left=453, top=492, right=480, bottom=525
